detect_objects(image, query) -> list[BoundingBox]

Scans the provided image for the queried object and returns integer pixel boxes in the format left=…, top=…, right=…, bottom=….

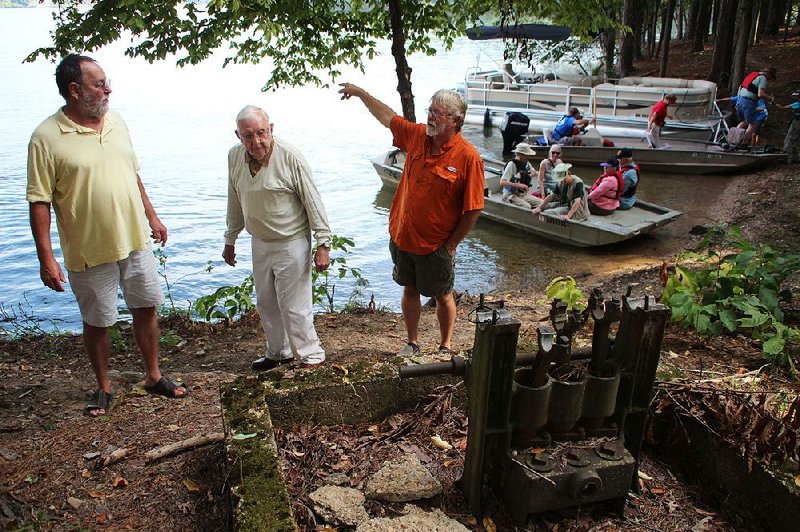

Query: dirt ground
left=2, top=38, right=799, bottom=531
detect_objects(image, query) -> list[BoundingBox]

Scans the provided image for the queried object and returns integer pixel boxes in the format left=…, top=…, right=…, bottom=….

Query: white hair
left=236, top=105, right=269, bottom=128
left=430, top=89, right=467, bottom=130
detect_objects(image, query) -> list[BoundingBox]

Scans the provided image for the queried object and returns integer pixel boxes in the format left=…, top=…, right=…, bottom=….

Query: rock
left=82, top=451, right=101, bottom=460
left=356, top=504, right=468, bottom=531
left=365, top=454, right=442, bottom=502
left=67, top=496, right=85, bottom=509
left=309, top=485, right=369, bottom=526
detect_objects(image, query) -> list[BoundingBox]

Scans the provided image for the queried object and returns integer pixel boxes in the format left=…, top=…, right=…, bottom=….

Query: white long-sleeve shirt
left=225, top=138, right=331, bottom=248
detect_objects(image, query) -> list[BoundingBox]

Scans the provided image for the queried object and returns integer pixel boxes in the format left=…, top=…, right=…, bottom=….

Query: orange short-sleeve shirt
left=388, top=116, right=485, bottom=255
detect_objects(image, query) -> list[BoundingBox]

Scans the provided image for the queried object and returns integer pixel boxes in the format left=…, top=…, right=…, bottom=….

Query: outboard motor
left=500, top=112, right=530, bottom=155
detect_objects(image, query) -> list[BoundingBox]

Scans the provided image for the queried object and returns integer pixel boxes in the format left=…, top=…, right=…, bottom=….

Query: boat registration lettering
left=691, top=152, right=723, bottom=160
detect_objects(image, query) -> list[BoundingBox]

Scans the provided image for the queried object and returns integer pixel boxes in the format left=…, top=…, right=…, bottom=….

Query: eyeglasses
left=426, top=107, right=453, bottom=119
left=83, top=79, right=111, bottom=90
left=550, top=151, right=561, bottom=155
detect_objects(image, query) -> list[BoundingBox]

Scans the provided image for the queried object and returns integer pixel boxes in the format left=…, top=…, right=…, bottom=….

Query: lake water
left=0, top=8, right=728, bottom=332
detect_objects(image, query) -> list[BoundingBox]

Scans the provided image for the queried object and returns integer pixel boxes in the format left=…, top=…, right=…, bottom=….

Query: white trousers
left=251, top=236, right=325, bottom=364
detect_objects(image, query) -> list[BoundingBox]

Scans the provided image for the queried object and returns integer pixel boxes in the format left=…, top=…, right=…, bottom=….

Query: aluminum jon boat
left=371, top=150, right=682, bottom=248
left=540, top=129, right=786, bottom=175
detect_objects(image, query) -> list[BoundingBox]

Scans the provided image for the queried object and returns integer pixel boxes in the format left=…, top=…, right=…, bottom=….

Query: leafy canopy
left=28, top=1, right=618, bottom=93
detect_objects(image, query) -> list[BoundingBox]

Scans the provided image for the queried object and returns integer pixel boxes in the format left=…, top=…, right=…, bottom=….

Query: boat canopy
left=466, top=24, right=571, bottom=42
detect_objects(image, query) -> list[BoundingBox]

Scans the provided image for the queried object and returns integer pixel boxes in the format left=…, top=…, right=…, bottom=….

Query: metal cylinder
left=546, top=371, right=586, bottom=434
left=510, top=368, right=552, bottom=445
left=580, top=372, right=621, bottom=430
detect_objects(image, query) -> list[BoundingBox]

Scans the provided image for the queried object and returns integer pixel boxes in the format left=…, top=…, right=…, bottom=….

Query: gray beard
left=82, top=96, right=108, bottom=119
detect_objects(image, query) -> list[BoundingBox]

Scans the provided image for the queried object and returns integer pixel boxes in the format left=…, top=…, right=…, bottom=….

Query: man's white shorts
left=68, top=249, right=164, bottom=328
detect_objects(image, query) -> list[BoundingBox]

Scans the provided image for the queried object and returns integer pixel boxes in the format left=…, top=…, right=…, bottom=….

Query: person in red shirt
left=647, top=93, right=677, bottom=148
left=339, top=82, right=484, bottom=356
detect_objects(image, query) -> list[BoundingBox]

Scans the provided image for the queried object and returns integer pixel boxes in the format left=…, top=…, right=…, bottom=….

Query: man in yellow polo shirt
left=27, top=54, right=188, bottom=417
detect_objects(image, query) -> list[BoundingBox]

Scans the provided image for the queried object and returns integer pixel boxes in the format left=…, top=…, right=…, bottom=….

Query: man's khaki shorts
left=389, top=240, right=455, bottom=298
left=68, top=249, right=164, bottom=328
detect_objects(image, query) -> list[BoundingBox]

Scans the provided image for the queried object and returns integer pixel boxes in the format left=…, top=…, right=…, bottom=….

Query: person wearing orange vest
left=737, top=68, right=776, bottom=145
left=587, top=158, right=623, bottom=215
left=339, top=82, right=484, bottom=356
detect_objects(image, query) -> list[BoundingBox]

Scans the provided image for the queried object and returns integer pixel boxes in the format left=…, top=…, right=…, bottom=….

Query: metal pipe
left=398, top=356, right=466, bottom=379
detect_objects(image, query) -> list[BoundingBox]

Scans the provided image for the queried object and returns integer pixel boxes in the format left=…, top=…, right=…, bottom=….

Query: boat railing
left=464, top=73, right=717, bottom=124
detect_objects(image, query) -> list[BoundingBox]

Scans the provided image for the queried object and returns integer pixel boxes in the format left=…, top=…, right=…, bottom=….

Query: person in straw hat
left=499, top=143, right=540, bottom=208
left=531, top=162, right=589, bottom=221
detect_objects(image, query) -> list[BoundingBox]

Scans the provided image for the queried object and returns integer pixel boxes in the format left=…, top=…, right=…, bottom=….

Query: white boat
left=460, top=25, right=725, bottom=141
left=371, top=150, right=682, bottom=248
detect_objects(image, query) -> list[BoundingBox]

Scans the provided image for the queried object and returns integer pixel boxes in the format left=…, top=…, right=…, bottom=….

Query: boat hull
left=555, top=133, right=786, bottom=175
left=371, top=151, right=682, bottom=247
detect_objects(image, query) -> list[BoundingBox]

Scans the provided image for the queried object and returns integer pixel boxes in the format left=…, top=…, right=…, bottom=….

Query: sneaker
left=397, top=342, right=420, bottom=357
left=251, top=356, right=293, bottom=371
left=438, top=345, right=451, bottom=354
left=298, top=359, right=326, bottom=369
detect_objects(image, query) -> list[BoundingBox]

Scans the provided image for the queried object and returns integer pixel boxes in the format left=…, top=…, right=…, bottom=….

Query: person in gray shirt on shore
left=223, top=105, right=331, bottom=371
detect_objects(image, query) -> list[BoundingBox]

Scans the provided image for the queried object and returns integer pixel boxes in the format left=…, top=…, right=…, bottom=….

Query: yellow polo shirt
left=27, top=109, right=150, bottom=272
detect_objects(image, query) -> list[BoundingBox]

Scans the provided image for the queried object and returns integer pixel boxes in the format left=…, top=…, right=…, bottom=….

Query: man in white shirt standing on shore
left=223, top=105, right=331, bottom=370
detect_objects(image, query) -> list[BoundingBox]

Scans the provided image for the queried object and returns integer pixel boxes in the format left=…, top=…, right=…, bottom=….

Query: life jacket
left=620, top=164, right=641, bottom=198
left=740, top=71, right=761, bottom=95
left=510, top=159, right=533, bottom=187
left=551, top=115, right=575, bottom=140
left=590, top=172, right=625, bottom=201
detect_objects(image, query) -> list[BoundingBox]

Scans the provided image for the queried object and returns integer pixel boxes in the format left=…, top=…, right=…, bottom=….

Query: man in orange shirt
left=339, top=83, right=484, bottom=355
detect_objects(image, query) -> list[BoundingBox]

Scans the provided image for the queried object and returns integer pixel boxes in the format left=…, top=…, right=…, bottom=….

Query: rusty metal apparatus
left=398, top=290, right=668, bottom=525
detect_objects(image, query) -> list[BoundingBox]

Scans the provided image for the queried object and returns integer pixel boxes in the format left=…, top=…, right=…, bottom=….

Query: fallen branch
left=96, top=447, right=133, bottom=470
left=145, top=432, right=224, bottom=463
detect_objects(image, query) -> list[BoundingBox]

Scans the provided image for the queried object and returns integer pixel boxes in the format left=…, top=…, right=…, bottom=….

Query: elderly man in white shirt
left=223, top=105, right=331, bottom=370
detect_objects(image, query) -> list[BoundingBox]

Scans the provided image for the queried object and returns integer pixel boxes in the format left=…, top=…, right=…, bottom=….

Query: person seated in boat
left=616, top=148, right=640, bottom=210
left=536, top=145, right=563, bottom=198
left=587, top=158, right=623, bottom=216
left=531, top=163, right=589, bottom=222
left=549, top=107, right=590, bottom=146
left=736, top=67, right=776, bottom=145
left=500, top=143, right=539, bottom=208
left=646, top=93, right=677, bottom=148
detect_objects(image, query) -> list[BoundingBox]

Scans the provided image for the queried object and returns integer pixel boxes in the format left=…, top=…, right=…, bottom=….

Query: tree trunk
left=693, top=0, right=714, bottom=51
left=764, top=0, right=786, bottom=37
left=650, top=0, right=660, bottom=57
left=388, top=0, right=415, bottom=121
left=709, top=0, right=738, bottom=85
left=677, top=0, right=685, bottom=39
left=660, top=0, right=677, bottom=76
left=730, top=0, right=756, bottom=93
left=634, top=2, right=645, bottom=60
left=712, top=0, right=721, bottom=34
left=603, top=30, right=616, bottom=78
left=620, top=0, right=641, bottom=75
left=757, top=0, right=770, bottom=41
left=687, top=0, right=701, bottom=41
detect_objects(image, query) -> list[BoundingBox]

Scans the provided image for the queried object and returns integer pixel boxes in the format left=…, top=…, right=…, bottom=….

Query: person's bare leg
left=435, top=292, right=457, bottom=349
left=401, top=286, right=422, bottom=346
left=131, top=306, right=185, bottom=397
left=83, top=322, right=111, bottom=415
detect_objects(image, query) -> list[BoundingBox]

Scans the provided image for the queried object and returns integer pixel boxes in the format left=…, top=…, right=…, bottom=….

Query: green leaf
left=718, top=309, right=738, bottom=332
left=762, top=335, right=785, bottom=356
left=232, top=432, right=258, bottom=440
